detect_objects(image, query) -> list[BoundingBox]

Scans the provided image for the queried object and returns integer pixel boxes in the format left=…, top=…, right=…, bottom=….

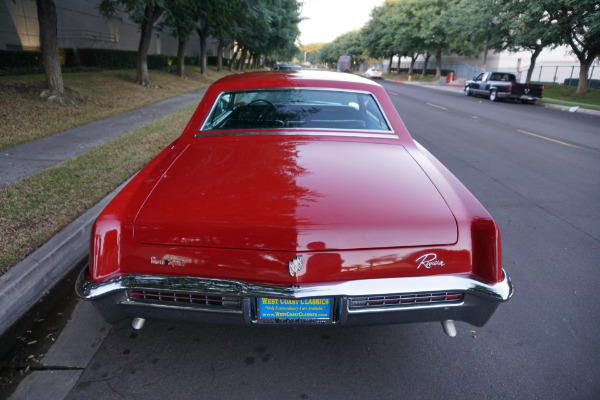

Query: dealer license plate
left=257, top=297, right=333, bottom=323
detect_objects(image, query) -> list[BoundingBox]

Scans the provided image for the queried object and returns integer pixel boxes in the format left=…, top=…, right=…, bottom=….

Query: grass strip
left=542, top=84, right=600, bottom=107
left=0, top=104, right=196, bottom=275
left=0, top=67, right=221, bottom=150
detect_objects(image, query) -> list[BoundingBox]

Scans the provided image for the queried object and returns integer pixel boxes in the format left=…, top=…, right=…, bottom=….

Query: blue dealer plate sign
left=258, top=297, right=332, bottom=322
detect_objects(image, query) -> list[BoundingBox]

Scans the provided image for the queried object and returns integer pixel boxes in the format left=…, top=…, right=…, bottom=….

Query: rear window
left=200, top=89, right=391, bottom=132
left=489, top=73, right=516, bottom=82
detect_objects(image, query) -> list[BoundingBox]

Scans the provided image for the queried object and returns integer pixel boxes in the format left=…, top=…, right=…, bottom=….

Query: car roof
left=211, top=70, right=382, bottom=92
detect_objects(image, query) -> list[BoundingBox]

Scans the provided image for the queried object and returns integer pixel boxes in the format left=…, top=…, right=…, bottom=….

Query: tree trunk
left=198, top=25, right=208, bottom=75
left=387, top=54, right=393, bottom=74
left=176, top=39, right=186, bottom=78
left=36, top=0, right=63, bottom=93
left=237, top=48, right=247, bottom=71
left=408, top=53, right=418, bottom=76
left=525, top=45, right=542, bottom=84
left=565, top=27, right=599, bottom=95
left=217, top=39, right=224, bottom=73
left=137, top=5, right=164, bottom=87
left=229, top=45, right=240, bottom=72
left=421, top=53, right=430, bottom=77
left=435, top=49, right=442, bottom=79
left=576, top=57, right=593, bottom=95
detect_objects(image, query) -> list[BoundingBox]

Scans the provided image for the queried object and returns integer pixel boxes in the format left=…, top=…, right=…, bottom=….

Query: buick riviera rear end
left=76, top=71, right=512, bottom=337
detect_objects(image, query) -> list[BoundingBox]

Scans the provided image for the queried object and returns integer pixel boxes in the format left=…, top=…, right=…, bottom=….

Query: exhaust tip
left=132, top=318, right=146, bottom=330
left=441, top=320, right=457, bottom=337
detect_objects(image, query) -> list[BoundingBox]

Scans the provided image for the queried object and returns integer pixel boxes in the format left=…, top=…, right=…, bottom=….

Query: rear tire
left=489, top=89, right=498, bottom=102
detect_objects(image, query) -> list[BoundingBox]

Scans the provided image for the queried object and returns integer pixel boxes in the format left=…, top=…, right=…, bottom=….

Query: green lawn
left=541, top=84, right=600, bottom=109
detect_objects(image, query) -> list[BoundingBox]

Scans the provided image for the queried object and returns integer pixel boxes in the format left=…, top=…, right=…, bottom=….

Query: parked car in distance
left=76, top=71, right=512, bottom=337
left=337, top=55, right=352, bottom=73
left=272, top=64, right=301, bottom=71
left=464, top=71, right=544, bottom=104
left=365, top=67, right=383, bottom=79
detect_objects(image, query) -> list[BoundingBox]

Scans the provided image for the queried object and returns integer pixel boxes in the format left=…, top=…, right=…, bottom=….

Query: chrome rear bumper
left=76, top=265, right=513, bottom=327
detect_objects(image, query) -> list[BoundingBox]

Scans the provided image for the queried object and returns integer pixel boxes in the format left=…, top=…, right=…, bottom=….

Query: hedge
left=0, top=48, right=202, bottom=75
left=563, top=78, right=600, bottom=89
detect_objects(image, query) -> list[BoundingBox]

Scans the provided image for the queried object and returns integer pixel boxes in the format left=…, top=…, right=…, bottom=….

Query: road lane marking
left=389, top=91, right=399, bottom=96
left=517, top=130, right=582, bottom=149
left=426, top=102, right=447, bottom=110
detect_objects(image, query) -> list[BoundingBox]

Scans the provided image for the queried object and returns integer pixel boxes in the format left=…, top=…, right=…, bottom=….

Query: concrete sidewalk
left=0, top=88, right=207, bottom=338
left=0, top=88, right=207, bottom=188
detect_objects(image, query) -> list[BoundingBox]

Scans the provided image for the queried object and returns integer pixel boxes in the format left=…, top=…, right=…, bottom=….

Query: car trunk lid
left=134, top=138, right=458, bottom=251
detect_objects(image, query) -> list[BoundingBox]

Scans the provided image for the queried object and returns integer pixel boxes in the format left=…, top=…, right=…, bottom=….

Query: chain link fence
left=523, top=65, right=600, bottom=88
left=394, top=59, right=600, bottom=88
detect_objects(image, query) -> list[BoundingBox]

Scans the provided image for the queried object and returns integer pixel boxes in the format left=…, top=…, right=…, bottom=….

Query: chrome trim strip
left=119, top=300, right=244, bottom=314
left=194, top=131, right=399, bottom=139
left=347, top=300, right=466, bottom=314
left=77, top=266, right=513, bottom=304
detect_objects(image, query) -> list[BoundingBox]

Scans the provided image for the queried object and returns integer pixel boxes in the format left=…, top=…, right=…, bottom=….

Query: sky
left=298, top=0, right=385, bottom=45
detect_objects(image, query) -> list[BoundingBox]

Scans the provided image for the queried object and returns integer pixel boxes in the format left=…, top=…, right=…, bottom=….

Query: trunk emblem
left=288, top=255, right=304, bottom=277
left=415, top=253, right=445, bottom=269
left=151, top=256, right=186, bottom=267
left=524, top=88, right=530, bottom=94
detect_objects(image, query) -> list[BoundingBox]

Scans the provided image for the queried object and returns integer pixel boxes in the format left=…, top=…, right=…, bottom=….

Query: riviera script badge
left=415, top=253, right=445, bottom=269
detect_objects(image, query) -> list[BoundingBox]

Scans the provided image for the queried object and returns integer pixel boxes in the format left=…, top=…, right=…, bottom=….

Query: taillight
left=508, top=83, right=513, bottom=92
left=471, top=218, right=503, bottom=283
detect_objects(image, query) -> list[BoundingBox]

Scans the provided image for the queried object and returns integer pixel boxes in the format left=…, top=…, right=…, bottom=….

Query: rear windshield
left=200, top=89, right=391, bottom=132
left=489, top=73, right=516, bottom=82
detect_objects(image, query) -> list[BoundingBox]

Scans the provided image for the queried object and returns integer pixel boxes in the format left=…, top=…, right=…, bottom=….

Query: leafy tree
left=414, top=0, right=458, bottom=78
left=208, top=1, right=243, bottom=72
left=298, top=43, right=324, bottom=65
left=389, top=0, right=429, bottom=76
left=445, top=0, right=504, bottom=62
left=161, top=0, right=198, bottom=77
left=99, top=0, right=171, bottom=87
left=318, top=30, right=366, bottom=69
left=318, top=42, right=338, bottom=66
left=228, top=0, right=300, bottom=69
left=546, top=1, right=600, bottom=94
left=364, top=0, right=457, bottom=77
left=494, top=0, right=560, bottom=83
left=363, top=1, right=407, bottom=73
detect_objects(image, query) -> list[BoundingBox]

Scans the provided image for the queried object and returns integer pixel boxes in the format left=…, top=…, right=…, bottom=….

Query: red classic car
left=76, top=70, right=512, bottom=336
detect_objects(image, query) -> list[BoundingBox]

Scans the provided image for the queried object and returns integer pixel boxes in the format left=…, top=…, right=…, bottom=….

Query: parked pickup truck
left=464, top=72, right=544, bottom=104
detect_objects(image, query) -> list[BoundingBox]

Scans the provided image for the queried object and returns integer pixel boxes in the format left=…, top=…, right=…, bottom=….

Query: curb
left=0, top=180, right=128, bottom=337
left=539, top=102, right=600, bottom=116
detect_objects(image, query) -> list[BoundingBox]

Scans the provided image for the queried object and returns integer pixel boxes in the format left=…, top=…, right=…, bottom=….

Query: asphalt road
left=7, top=82, right=600, bottom=400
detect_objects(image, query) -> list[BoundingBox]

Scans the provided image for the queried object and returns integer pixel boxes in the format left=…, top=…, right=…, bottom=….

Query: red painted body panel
left=134, top=137, right=457, bottom=251
left=88, top=71, right=503, bottom=287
